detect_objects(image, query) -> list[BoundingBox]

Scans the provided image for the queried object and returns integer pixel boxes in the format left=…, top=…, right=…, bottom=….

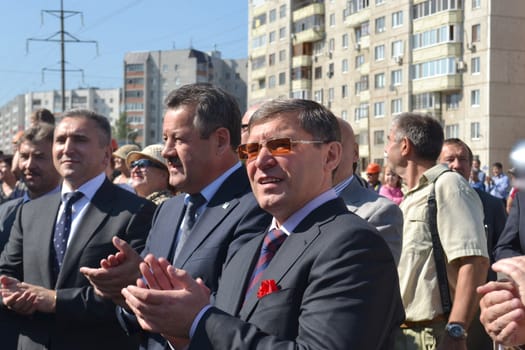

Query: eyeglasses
left=130, top=159, right=165, bottom=170
left=237, top=137, right=327, bottom=161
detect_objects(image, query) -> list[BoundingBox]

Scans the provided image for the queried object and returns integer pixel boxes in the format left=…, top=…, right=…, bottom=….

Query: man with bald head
left=333, top=118, right=403, bottom=264
left=241, top=104, right=262, bottom=144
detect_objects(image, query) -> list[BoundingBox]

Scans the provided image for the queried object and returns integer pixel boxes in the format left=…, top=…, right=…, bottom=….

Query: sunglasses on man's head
left=237, top=137, right=326, bottom=161
left=130, top=159, right=164, bottom=170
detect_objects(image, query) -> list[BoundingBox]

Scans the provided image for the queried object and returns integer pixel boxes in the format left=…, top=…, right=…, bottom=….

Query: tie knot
left=262, top=228, right=287, bottom=253
left=187, top=193, right=206, bottom=208
left=64, top=191, right=83, bottom=206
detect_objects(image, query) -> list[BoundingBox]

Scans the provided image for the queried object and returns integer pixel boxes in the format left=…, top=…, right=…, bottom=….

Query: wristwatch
left=445, top=323, right=467, bottom=339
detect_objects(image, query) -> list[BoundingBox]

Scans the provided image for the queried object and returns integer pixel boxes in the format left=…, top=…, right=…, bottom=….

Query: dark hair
left=0, top=154, right=13, bottom=165
left=31, top=108, right=55, bottom=125
left=20, top=123, right=55, bottom=144
left=493, top=162, right=503, bottom=169
left=164, top=83, right=241, bottom=148
left=61, top=109, right=111, bottom=146
left=392, top=112, right=443, bottom=161
left=249, top=98, right=341, bottom=143
left=443, top=138, right=473, bottom=163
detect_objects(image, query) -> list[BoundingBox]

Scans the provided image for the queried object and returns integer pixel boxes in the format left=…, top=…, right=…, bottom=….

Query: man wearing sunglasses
left=120, top=98, right=404, bottom=349
left=80, top=83, right=271, bottom=350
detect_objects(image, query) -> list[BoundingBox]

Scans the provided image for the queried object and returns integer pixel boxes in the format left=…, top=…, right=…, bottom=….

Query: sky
left=0, top=0, right=248, bottom=106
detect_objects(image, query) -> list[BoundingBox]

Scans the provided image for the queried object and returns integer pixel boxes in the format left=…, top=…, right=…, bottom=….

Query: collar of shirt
left=405, top=163, right=448, bottom=196
left=333, top=175, right=354, bottom=196
left=184, top=162, right=242, bottom=207
left=60, top=172, right=106, bottom=201
left=269, top=188, right=338, bottom=236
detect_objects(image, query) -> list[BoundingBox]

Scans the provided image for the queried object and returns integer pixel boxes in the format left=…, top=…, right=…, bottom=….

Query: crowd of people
left=0, top=83, right=522, bottom=350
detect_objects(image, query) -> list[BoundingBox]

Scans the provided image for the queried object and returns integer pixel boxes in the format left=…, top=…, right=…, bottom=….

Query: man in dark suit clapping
left=120, top=98, right=404, bottom=350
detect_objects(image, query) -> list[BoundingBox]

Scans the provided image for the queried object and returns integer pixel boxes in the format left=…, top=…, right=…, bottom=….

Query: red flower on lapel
left=257, top=279, right=279, bottom=299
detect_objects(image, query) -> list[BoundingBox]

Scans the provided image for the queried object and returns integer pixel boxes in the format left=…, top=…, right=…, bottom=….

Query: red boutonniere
left=257, top=279, right=279, bottom=299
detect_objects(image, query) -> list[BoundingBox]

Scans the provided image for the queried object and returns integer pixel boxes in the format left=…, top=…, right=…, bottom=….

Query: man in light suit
left=333, top=118, right=403, bottom=264
left=120, top=98, right=404, bottom=349
left=0, top=109, right=156, bottom=350
left=80, top=83, right=271, bottom=350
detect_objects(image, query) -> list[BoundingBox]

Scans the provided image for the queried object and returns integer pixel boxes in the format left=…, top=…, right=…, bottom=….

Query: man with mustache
left=81, top=83, right=271, bottom=350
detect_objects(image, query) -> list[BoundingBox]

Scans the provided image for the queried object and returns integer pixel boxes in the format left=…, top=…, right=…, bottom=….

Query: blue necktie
left=173, top=193, right=206, bottom=261
left=53, top=191, right=83, bottom=272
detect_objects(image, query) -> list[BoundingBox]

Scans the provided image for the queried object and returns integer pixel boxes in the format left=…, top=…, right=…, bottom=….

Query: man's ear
left=214, top=127, right=231, bottom=155
left=400, top=136, right=411, bottom=157
left=326, top=141, right=343, bottom=173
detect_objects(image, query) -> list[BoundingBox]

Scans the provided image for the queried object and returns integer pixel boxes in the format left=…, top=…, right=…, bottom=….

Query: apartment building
left=0, top=87, right=121, bottom=152
left=123, top=49, right=247, bottom=146
left=248, top=0, right=525, bottom=170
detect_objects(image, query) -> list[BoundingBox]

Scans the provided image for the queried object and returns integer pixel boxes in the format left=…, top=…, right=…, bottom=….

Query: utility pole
left=26, top=0, right=98, bottom=113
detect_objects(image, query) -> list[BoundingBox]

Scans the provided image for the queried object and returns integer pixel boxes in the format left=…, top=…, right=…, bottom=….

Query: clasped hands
left=0, top=275, right=56, bottom=314
left=478, top=256, right=525, bottom=346
left=80, top=237, right=210, bottom=341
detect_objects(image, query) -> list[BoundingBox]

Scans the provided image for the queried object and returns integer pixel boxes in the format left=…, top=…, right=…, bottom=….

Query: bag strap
left=427, top=171, right=452, bottom=316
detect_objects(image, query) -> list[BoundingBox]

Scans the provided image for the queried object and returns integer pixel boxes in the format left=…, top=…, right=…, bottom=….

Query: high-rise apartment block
left=123, top=49, right=247, bottom=146
left=248, top=0, right=525, bottom=170
left=0, top=88, right=120, bottom=152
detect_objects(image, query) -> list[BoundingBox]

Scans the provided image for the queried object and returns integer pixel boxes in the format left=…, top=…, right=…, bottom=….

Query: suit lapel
left=37, top=193, right=62, bottom=287
left=57, top=180, right=114, bottom=286
left=174, top=167, right=251, bottom=266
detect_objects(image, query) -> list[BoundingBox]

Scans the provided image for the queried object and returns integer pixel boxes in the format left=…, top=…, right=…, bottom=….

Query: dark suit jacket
left=120, top=166, right=272, bottom=350
left=0, top=197, right=24, bottom=252
left=338, top=178, right=403, bottom=264
left=190, top=197, right=405, bottom=350
left=495, top=191, right=525, bottom=260
left=0, top=179, right=156, bottom=350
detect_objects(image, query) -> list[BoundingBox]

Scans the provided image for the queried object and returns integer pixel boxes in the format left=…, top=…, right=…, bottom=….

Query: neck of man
left=403, top=160, right=436, bottom=190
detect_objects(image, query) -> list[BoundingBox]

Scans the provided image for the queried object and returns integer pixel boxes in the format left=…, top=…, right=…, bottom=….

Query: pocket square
left=257, top=279, right=279, bottom=299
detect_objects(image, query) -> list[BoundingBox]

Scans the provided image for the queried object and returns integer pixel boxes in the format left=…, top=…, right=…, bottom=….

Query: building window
left=471, top=57, right=480, bottom=74
left=392, top=11, right=403, bottom=28
left=328, top=88, right=335, bottom=102
left=268, top=75, right=276, bottom=88
left=269, top=31, right=276, bottom=43
left=342, top=59, right=349, bottom=73
left=375, top=16, right=385, bottom=33
left=269, top=9, right=277, bottom=22
left=279, top=4, right=286, bottom=18
left=251, top=34, right=266, bottom=49
left=374, top=73, right=385, bottom=89
left=446, top=93, right=461, bottom=110
left=391, top=98, right=402, bottom=114
left=391, top=69, right=402, bottom=86
left=355, top=75, right=369, bottom=93
left=412, top=25, right=461, bottom=49
left=279, top=72, right=286, bottom=85
left=374, top=45, right=385, bottom=61
left=412, top=92, right=440, bottom=109
left=374, top=102, right=385, bottom=117
left=341, top=110, right=348, bottom=120
left=269, top=53, right=276, bottom=66
left=376, top=0, right=384, bottom=4
left=342, top=33, right=349, bottom=48
left=314, top=89, right=323, bottom=103
left=330, top=13, right=336, bottom=26
left=472, top=24, right=481, bottom=42
left=315, top=66, right=323, bottom=79
left=472, top=0, right=481, bottom=9
left=445, top=124, right=459, bottom=138
left=471, top=122, right=481, bottom=139
left=328, top=63, right=335, bottom=77
left=413, top=0, right=463, bottom=20
left=279, top=49, right=286, bottom=62
left=342, top=84, right=349, bottom=98
left=374, top=130, right=385, bottom=145
left=411, top=57, right=456, bottom=79
left=279, top=27, right=286, bottom=39
left=392, top=40, right=404, bottom=58
left=329, top=38, right=335, bottom=51
left=471, top=89, right=480, bottom=106
left=349, top=0, right=370, bottom=14
left=354, top=103, right=369, bottom=121
left=356, top=55, right=365, bottom=68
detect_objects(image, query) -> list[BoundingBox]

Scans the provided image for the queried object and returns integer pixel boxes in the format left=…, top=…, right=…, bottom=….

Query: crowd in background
left=0, top=84, right=522, bottom=350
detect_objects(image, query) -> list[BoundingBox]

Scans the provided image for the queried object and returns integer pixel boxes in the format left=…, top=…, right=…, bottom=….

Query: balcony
left=250, top=67, right=266, bottom=80
left=413, top=10, right=463, bottom=32
left=412, top=43, right=462, bottom=63
left=345, top=8, right=371, bottom=28
left=292, top=2, right=324, bottom=21
left=359, top=62, right=370, bottom=75
left=292, top=27, right=324, bottom=44
left=412, top=74, right=462, bottom=93
left=291, top=79, right=312, bottom=91
left=292, top=55, right=313, bottom=68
